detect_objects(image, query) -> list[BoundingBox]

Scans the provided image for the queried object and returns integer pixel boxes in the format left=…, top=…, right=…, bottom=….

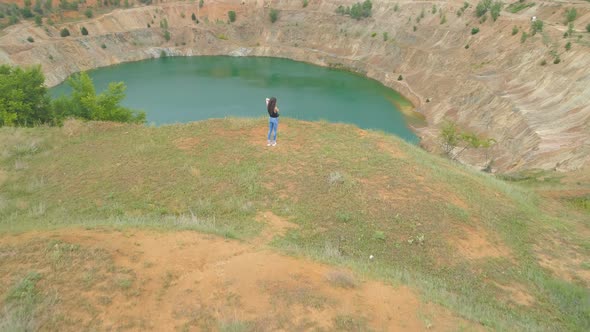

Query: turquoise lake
left=51, top=56, right=419, bottom=143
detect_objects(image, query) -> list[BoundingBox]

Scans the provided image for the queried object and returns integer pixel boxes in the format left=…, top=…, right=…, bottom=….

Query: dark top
left=268, top=107, right=279, bottom=118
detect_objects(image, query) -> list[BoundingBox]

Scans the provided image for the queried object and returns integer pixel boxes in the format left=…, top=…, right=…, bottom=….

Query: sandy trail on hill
left=0, top=213, right=480, bottom=331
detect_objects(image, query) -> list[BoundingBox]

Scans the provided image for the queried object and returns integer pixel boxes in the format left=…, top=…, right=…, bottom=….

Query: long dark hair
left=267, top=97, right=277, bottom=114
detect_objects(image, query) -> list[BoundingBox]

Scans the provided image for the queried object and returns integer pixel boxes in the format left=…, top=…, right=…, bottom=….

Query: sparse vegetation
left=335, top=0, right=372, bottom=20
left=34, top=15, right=42, bottom=26
left=471, top=27, right=480, bottom=35
left=540, top=59, right=547, bottom=66
left=506, top=1, right=534, bottom=14
left=191, top=13, right=196, bottom=21
left=199, top=0, right=204, bottom=8
left=512, top=26, right=519, bottom=36
left=164, top=30, right=171, bottom=41
left=85, top=8, right=93, bottom=18
left=101, top=43, right=107, bottom=49
left=81, top=26, right=88, bottom=36
left=587, top=23, right=590, bottom=33
left=303, top=0, right=308, bottom=8
left=440, top=121, right=495, bottom=161
left=565, top=41, right=571, bottom=51
left=228, top=10, right=236, bottom=23
left=521, top=31, right=528, bottom=43
left=27, top=36, right=34, bottom=42
left=383, top=31, right=388, bottom=41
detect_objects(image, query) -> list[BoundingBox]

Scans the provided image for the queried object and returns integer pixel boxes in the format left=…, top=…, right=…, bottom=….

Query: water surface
left=51, top=56, right=419, bottom=143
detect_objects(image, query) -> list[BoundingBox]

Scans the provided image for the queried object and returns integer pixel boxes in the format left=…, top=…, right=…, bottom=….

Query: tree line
left=0, top=65, right=145, bottom=127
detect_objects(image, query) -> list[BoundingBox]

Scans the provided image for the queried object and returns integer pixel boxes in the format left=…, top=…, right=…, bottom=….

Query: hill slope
left=0, top=119, right=588, bottom=330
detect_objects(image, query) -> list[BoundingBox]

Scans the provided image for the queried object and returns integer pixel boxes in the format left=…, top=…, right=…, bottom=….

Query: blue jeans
left=267, top=117, right=278, bottom=141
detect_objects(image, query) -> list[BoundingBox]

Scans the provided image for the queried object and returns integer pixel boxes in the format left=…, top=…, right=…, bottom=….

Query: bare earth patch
left=493, top=282, right=535, bottom=307
left=173, top=137, right=201, bottom=151
left=0, top=229, right=480, bottom=331
left=454, top=226, right=511, bottom=260
left=254, top=211, right=299, bottom=245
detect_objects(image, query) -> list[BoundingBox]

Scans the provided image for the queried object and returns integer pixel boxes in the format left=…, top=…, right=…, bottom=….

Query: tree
left=0, top=65, right=51, bottom=127
left=164, top=30, right=170, bottom=41
left=397, top=75, right=403, bottom=81
left=303, top=0, right=308, bottom=8
left=85, top=8, right=93, bottom=18
left=228, top=10, right=236, bottom=23
left=440, top=121, right=496, bottom=162
left=475, top=0, right=491, bottom=17
left=34, top=0, right=43, bottom=14
left=531, top=19, right=543, bottom=35
left=270, top=8, right=278, bottom=23
left=587, top=23, right=590, bottom=33
left=34, top=15, right=42, bottom=26
left=27, top=36, right=34, bottom=42
left=81, top=26, right=88, bottom=35
left=565, top=41, right=571, bottom=51
left=565, top=8, right=577, bottom=23
left=60, top=28, right=70, bottom=37
left=191, top=13, right=196, bottom=21
left=51, top=72, right=145, bottom=124
left=490, top=1, right=502, bottom=21
left=199, top=0, right=204, bottom=8
left=471, top=27, right=480, bottom=35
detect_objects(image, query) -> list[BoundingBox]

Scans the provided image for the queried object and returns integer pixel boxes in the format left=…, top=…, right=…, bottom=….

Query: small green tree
left=587, top=23, right=590, bottom=33
left=191, top=13, right=196, bottom=21
left=490, top=1, right=502, bottom=21
left=397, top=74, right=403, bottom=81
left=34, top=15, right=42, bottom=26
left=512, top=26, right=519, bottom=36
left=85, top=8, right=93, bottom=18
left=164, top=30, right=171, bottom=41
left=471, top=27, right=480, bottom=35
left=565, top=8, right=577, bottom=23
left=81, top=26, right=88, bottom=35
left=432, top=5, right=437, bottom=14
left=531, top=19, right=543, bottom=35
left=394, top=3, right=399, bottom=12
left=0, top=65, right=51, bottom=127
left=199, top=0, right=204, bottom=8
left=383, top=32, right=388, bottom=41
left=303, top=0, right=308, bottom=8
left=475, top=0, right=491, bottom=17
left=27, top=36, right=34, bottom=43
left=270, top=8, right=278, bottom=23
left=565, top=41, right=571, bottom=51
left=60, top=28, right=70, bottom=37
left=520, top=31, right=528, bottom=43
left=228, top=10, right=236, bottom=23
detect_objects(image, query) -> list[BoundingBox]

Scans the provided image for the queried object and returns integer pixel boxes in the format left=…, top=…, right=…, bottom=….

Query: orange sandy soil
left=0, top=213, right=481, bottom=331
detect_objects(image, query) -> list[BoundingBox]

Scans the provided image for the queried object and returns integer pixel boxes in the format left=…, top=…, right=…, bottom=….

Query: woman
left=266, top=97, right=279, bottom=146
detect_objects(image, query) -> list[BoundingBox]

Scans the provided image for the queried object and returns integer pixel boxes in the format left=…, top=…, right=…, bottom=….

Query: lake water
left=51, top=56, right=419, bottom=143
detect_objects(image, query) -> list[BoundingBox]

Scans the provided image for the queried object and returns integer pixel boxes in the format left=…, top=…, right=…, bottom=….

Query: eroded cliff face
left=1, top=0, right=589, bottom=172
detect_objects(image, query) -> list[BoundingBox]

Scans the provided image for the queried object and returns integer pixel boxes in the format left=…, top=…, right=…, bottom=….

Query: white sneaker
left=267, top=141, right=271, bottom=146
left=272, top=141, right=277, bottom=146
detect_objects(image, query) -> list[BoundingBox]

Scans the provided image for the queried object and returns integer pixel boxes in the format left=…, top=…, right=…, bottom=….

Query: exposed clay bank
left=51, top=56, right=421, bottom=142
left=1, top=0, right=589, bottom=172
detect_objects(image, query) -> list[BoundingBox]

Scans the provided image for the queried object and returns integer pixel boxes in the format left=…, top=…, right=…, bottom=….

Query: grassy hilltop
left=0, top=119, right=589, bottom=331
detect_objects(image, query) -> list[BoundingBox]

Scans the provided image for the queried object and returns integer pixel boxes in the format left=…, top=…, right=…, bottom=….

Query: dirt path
left=0, top=222, right=480, bottom=331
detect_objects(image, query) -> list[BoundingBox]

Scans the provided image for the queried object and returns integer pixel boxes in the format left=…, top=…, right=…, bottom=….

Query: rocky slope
left=1, top=0, right=589, bottom=172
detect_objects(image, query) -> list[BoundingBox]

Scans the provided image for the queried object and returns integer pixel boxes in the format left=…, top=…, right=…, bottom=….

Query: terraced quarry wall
left=1, top=0, right=589, bottom=172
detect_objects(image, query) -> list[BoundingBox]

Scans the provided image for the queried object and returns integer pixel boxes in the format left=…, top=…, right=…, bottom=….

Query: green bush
left=553, top=57, right=561, bottom=64
left=164, top=30, right=170, bottom=41
left=51, top=71, right=145, bottom=124
left=587, top=23, right=590, bottom=33
left=465, top=44, right=470, bottom=49
left=490, top=1, right=502, bottom=21
left=397, top=74, right=403, bottom=81
left=565, top=41, right=571, bottom=51
left=270, top=8, right=278, bottom=23
left=228, top=10, right=236, bottom=23
left=199, top=0, right=204, bottom=8
left=303, top=0, right=308, bottom=8
left=101, top=43, right=107, bottom=49
left=0, top=65, right=50, bottom=127
left=475, top=0, right=491, bottom=17
left=512, top=26, right=519, bottom=36
left=531, top=19, right=543, bottom=35
left=471, top=27, right=480, bottom=35
left=27, top=36, right=34, bottom=42
left=60, top=28, right=70, bottom=37
left=335, top=0, right=372, bottom=20
left=85, top=8, right=93, bottom=18
left=191, top=13, right=196, bottom=21
left=34, top=15, right=42, bottom=26
left=81, top=26, right=88, bottom=35
left=371, top=32, right=376, bottom=37
left=383, top=32, right=388, bottom=41
left=565, top=8, right=577, bottom=23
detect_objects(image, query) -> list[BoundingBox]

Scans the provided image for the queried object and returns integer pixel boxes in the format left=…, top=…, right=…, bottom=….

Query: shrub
left=199, top=0, right=204, bottom=8
left=471, top=27, right=480, bottom=35
left=270, top=8, right=278, bottom=23
left=531, top=19, right=543, bottom=35
left=440, top=14, right=446, bottom=24
left=432, top=5, right=437, bottom=14
left=335, top=0, right=372, bottom=20
left=147, top=23, right=150, bottom=28
left=125, top=0, right=129, bottom=8
left=228, top=10, right=236, bottom=23
left=565, top=8, right=577, bottom=23
left=512, top=26, right=519, bottom=35
left=60, top=28, right=70, bottom=37
left=413, top=25, right=417, bottom=32
left=191, top=13, right=196, bottom=21
left=371, top=32, right=376, bottom=37
left=101, top=43, right=107, bottom=49
left=303, top=0, right=308, bottom=8
left=465, top=44, right=470, bottom=49
left=397, top=74, right=403, bottom=81
left=475, top=0, right=491, bottom=17
left=85, top=8, right=93, bottom=18
left=27, top=36, right=34, bottom=43
left=553, top=57, right=561, bottom=64
left=521, top=31, right=528, bottom=43
left=34, top=15, right=42, bottom=26
left=540, top=59, right=547, bottom=66
left=21, top=7, right=34, bottom=18
left=565, top=41, right=571, bottom=51
left=383, top=32, right=388, bottom=41
left=490, top=1, right=502, bottom=21
left=394, top=3, right=399, bottom=12
left=587, top=23, right=590, bottom=33
left=164, top=30, right=170, bottom=41
left=160, top=50, right=167, bottom=58
left=81, top=26, right=88, bottom=35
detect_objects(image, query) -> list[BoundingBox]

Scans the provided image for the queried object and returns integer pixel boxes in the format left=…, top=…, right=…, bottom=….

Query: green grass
left=0, top=119, right=588, bottom=331
left=506, top=2, right=535, bottom=14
